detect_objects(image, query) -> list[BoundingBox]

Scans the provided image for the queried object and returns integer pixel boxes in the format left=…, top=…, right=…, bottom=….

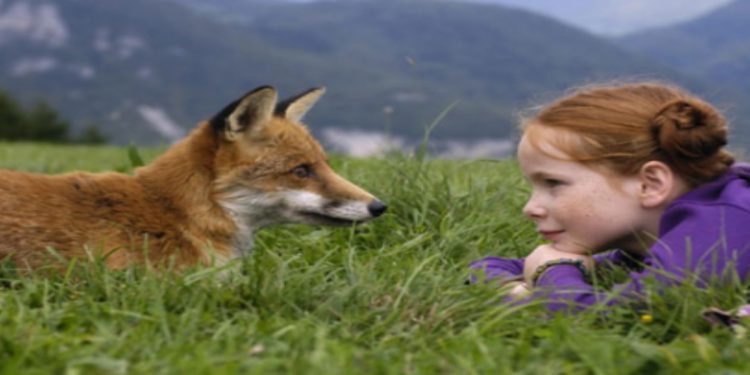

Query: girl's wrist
left=530, top=258, right=592, bottom=286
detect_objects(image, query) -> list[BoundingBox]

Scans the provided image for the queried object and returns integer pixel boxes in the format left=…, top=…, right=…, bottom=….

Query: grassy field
left=0, top=142, right=748, bottom=374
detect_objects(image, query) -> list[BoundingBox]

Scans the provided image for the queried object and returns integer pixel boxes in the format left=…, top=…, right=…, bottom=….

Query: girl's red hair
left=523, top=82, right=734, bottom=186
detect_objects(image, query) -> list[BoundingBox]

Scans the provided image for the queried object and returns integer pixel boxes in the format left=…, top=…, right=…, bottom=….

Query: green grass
left=0, top=142, right=749, bottom=374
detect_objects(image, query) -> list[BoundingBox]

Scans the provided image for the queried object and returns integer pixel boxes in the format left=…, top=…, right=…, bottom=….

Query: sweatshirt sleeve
left=469, top=249, right=637, bottom=285
left=468, top=256, right=524, bottom=283
left=533, top=204, right=750, bottom=312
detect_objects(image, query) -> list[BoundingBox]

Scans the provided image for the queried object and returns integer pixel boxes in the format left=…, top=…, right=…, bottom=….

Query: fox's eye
left=291, top=165, right=313, bottom=179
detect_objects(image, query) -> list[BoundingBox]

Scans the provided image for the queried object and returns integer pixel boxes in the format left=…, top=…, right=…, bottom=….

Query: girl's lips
left=539, top=230, right=564, bottom=241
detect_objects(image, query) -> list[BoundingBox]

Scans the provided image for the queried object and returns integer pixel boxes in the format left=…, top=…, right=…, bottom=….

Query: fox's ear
left=210, top=86, right=278, bottom=141
left=275, top=87, right=326, bottom=122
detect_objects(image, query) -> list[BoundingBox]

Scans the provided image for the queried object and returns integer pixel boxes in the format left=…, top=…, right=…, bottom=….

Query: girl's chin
left=549, top=242, right=592, bottom=255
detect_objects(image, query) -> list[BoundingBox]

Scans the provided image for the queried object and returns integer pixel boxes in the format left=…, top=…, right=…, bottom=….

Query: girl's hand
left=523, top=244, right=593, bottom=285
left=507, top=281, right=532, bottom=298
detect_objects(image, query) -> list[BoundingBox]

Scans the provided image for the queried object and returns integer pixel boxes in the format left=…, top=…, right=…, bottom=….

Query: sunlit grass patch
left=0, top=143, right=748, bottom=374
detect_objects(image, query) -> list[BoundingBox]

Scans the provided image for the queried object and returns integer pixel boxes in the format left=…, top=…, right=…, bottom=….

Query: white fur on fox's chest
left=218, top=189, right=268, bottom=258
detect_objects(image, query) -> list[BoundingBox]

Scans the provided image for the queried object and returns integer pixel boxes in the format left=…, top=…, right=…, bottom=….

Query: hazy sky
left=467, top=0, right=734, bottom=36
left=284, top=0, right=734, bottom=36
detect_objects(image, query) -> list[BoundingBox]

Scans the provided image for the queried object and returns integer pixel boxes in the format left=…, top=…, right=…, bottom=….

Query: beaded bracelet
left=530, top=258, right=592, bottom=285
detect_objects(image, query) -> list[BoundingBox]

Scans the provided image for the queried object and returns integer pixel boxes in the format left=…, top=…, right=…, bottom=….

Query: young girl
left=470, top=82, right=750, bottom=311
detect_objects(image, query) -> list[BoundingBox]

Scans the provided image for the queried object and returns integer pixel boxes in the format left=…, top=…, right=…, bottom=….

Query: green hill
left=620, top=0, right=750, bottom=91
left=184, top=0, right=705, bottom=140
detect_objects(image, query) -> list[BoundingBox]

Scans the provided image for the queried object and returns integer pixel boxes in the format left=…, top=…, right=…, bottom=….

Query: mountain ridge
left=1, top=0, right=747, bottom=149
left=619, top=0, right=750, bottom=92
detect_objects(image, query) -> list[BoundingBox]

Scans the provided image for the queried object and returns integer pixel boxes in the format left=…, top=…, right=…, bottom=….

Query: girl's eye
left=291, top=165, right=313, bottom=179
left=544, top=178, right=565, bottom=188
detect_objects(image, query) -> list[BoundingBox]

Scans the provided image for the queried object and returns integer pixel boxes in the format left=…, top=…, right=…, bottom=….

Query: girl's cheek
left=563, top=194, right=595, bottom=221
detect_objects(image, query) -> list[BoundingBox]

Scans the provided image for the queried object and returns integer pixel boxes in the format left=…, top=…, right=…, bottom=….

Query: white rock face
left=10, top=57, right=57, bottom=76
left=327, top=103, right=514, bottom=158
left=322, top=128, right=405, bottom=157
left=93, top=28, right=147, bottom=58
left=0, top=2, right=69, bottom=47
left=321, top=127, right=514, bottom=159
left=437, top=138, right=515, bottom=159
left=70, top=64, right=95, bottom=79
left=137, top=105, right=186, bottom=143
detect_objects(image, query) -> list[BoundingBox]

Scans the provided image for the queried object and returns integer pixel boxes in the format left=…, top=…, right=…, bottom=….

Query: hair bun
left=650, top=98, right=728, bottom=161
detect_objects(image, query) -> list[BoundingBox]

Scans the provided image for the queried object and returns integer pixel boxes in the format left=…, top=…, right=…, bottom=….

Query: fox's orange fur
left=0, top=86, right=386, bottom=270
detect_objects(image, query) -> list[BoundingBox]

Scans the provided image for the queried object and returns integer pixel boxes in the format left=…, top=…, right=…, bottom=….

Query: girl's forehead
left=518, top=134, right=599, bottom=176
left=518, top=133, right=632, bottom=190
left=517, top=136, right=572, bottom=178
left=517, top=132, right=573, bottom=162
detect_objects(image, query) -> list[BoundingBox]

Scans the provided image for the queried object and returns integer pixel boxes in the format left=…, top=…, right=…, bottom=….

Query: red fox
left=0, top=86, right=387, bottom=270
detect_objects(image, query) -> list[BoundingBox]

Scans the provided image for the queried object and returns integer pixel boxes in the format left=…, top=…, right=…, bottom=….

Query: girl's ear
left=638, top=161, right=677, bottom=208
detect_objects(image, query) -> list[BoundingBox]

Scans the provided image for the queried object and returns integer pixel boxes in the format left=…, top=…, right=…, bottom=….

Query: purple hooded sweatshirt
left=469, top=164, right=750, bottom=311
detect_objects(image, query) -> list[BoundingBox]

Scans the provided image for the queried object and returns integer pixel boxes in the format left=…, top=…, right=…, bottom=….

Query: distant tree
left=76, top=124, right=108, bottom=145
left=25, top=101, right=70, bottom=142
left=0, top=90, right=99, bottom=143
left=0, top=91, right=27, bottom=140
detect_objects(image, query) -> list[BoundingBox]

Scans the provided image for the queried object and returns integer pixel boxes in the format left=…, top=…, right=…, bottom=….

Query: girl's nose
left=522, top=196, right=546, bottom=219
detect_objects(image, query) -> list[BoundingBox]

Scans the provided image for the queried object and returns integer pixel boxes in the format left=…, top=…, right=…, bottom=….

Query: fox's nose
left=367, top=200, right=387, bottom=217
